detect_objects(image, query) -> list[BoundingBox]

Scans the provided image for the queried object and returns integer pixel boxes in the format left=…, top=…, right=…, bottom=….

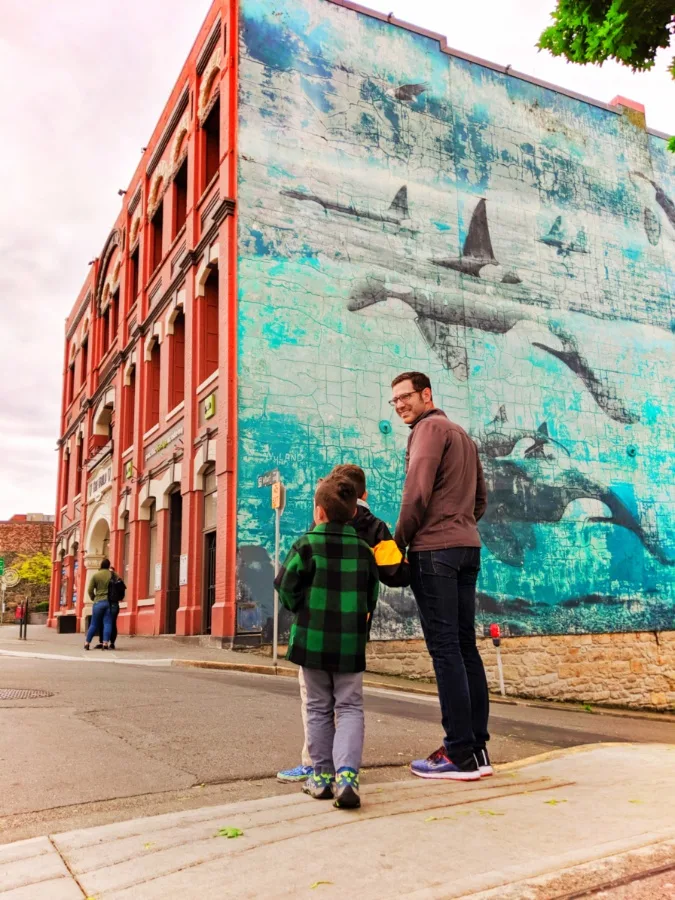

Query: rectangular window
left=147, top=503, right=157, bottom=596
left=145, top=342, right=161, bottom=431
left=66, top=362, right=75, bottom=406
left=150, top=202, right=164, bottom=272
left=101, top=311, right=109, bottom=356
left=201, top=268, right=219, bottom=382
left=81, top=338, right=89, bottom=389
left=202, top=97, right=220, bottom=190
left=122, top=515, right=131, bottom=587
left=123, top=367, right=136, bottom=450
left=173, top=159, right=188, bottom=238
left=76, top=439, right=84, bottom=496
left=110, top=290, right=119, bottom=344
left=203, top=466, right=217, bottom=531
left=61, top=451, right=70, bottom=508
left=169, top=312, right=185, bottom=409
left=130, top=247, right=140, bottom=300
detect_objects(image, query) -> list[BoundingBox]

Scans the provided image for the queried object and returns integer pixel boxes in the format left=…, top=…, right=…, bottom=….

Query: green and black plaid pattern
left=274, top=523, right=379, bottom=673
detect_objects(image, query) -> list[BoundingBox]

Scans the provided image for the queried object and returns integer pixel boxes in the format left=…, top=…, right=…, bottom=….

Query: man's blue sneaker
left=410, top=746, right=481, bottom=781
left=333, top=767, right=360, bottom=809
left=475, top=747, right=493, bottom=777
left=277, top=764, right=313, bottom=784
left=302, top=771, right=335, bottom=800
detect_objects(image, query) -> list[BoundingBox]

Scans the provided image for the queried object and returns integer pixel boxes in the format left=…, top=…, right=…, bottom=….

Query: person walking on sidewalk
left=391, top=371, right=491, bottom=782
left=274, top=476, right=379, bottom=809
left=277, top=463, right=410, bottom=785
left=84, top=558, right=113, bottom=651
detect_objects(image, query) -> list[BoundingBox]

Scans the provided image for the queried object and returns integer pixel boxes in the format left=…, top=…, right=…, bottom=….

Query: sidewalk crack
left=48, top=834, right=88, bottom=898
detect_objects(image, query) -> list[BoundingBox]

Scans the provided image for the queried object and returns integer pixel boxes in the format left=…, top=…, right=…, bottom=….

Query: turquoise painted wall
left=235, top=0, right=675, bottom=639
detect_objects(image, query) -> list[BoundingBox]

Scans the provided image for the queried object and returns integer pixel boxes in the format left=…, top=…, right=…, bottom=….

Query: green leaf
left=582, top=704, right=594, bottom=713
left=667, top=136, right=675, bottom=153
left=478, top=808, right=505, bottom=817
left=143, top=842, right=156, bottom=850
left=545, top=799, right=567, bottom=806
left=215, top=826, right=244, bottom=839
left=310, top=882, right=334, bottom=889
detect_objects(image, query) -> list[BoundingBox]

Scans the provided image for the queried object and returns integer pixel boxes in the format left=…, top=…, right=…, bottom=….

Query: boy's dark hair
left=101, top=558, right=111, bottom=570
left=315, top=476, right=357, bottom=524
left=391, top=371, right=432, bottom=395
left=330, top=464, right=366, bottom=498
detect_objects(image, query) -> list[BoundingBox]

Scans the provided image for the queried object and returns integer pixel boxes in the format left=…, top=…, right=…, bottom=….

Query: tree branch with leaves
left=538, top=1, right=675, bottom=150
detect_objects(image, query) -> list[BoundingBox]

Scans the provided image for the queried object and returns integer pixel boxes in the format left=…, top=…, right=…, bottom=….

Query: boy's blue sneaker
left=333, top=767, right=360, bottom=809
left=277, top=764, right=313, bottom=784
left=302, top=771, right=335, bottom=800
left=410, top=746, right=481, bottom=781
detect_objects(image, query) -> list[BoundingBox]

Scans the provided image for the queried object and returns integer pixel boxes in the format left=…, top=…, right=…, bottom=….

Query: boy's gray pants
left=301, top=667, right=364, bottom=774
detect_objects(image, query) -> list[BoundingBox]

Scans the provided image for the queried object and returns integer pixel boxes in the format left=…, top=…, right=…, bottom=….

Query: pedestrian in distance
left=277, top=463, right=410, bottom=785
left=391, top=371, right=492, bottom=781
left=274, top=475, right=380, bottom=809
left=84, top=558, right=113, bottom=651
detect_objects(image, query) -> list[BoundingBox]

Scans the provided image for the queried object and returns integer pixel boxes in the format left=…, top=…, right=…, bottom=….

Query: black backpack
left=108, top=575, right=126, bottom=604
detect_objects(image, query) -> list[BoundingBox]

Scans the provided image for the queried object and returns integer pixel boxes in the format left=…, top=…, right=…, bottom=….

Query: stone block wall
left=366, top=632, right=675, bottom=710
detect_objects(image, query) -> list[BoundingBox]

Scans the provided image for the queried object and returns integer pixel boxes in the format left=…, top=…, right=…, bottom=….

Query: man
left=84, top=558, right=113, bottom=650
left=94, top=566, right=126, bottom=651
left=107, top=567, right=126, bottom=650
left=391, top=371, right=490, bottom=781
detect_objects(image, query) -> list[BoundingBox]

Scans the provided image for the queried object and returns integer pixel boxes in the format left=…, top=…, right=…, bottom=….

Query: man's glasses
left=389, top=391, right=420, bottom=408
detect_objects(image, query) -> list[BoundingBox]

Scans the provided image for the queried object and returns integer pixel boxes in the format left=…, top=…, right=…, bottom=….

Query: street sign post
left=0, top=558, right=4, bottom=577
left=257, top=468, right=285, bottom=664
left=271, top=481, right=286, bottom=665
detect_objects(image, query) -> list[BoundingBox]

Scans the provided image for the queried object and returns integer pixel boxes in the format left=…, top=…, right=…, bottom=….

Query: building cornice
left=197, top=18, right=222, bottom=76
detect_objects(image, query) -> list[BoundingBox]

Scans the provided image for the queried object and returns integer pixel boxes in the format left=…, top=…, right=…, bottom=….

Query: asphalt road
left=1, top=656, right=673, bottom=841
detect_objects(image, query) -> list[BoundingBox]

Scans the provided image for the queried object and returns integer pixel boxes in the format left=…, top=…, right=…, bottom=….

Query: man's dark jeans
left=409, top=547, right=490, bottom=760
left=98, top=603, right=119, bottom=646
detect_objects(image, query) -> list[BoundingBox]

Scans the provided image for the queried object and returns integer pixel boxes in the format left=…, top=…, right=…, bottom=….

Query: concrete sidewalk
left=2, top=744, right=674, bottom=899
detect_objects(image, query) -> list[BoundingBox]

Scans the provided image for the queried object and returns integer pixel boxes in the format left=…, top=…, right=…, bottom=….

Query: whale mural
left=235, top=0, right=675, bottom=637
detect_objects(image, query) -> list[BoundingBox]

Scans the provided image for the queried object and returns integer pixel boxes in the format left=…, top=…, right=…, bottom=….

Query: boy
left=277, top=464, right=410, bottom=784
left=274, top=475, right=379, bottom=809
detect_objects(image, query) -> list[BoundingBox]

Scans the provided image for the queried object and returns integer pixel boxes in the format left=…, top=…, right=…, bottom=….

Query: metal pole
left=496, top=645, right=505, bottom=696
left=273, top=506, right=280, bottom=665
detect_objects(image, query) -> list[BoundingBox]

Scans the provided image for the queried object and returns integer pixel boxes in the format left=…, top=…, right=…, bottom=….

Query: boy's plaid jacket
left=274, top=523, right=379, bottom=673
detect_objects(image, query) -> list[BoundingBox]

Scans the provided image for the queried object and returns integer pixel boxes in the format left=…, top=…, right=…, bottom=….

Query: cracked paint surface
left=235, top=0, right=675, bottom=639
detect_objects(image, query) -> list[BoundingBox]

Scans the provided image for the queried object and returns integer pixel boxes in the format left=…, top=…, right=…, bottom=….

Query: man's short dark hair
left=101, top=558, right=111, bottom=570
left=392, top=371, right=432, bottom=394
left=315, top=476, right=357, bottom=524
left=330, top=464, right=367, bottom=498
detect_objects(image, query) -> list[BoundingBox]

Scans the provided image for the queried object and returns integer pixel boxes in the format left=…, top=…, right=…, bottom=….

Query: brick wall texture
left=366, top=632, right=675, bottom=711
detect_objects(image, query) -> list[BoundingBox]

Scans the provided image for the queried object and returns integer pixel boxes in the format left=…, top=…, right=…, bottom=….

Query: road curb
left=171, top=658, right=298, bottom=677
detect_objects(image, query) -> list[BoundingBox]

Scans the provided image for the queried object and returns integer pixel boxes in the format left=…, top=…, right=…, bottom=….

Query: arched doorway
left=82, top=516, right=110, bottom=631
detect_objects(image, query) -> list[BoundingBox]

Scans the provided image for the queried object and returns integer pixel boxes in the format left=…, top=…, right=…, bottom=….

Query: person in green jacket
left=84, top=559, right=113, bottom=650
left=274, top=476, right=379, bottom=810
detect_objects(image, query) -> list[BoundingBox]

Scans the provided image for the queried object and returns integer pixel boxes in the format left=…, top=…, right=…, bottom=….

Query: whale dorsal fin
left=463, top=198, right=496, bottom=261
left=389, top=186, right=409, bottom=218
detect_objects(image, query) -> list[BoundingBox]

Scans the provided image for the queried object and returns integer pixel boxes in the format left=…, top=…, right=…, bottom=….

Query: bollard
left=489, top=623, right=505, bottom=696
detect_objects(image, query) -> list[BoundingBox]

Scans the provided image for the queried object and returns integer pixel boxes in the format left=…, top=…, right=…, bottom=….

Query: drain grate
left=0, top=688, right=54, bottom=700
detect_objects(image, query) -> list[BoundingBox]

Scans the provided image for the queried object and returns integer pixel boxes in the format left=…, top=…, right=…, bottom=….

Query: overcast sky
left=1, top=0, right=673, bottom=521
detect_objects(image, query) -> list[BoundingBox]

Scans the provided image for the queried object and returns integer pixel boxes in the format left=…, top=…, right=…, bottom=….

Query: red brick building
left=50, top=4, right=237, bottom=639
